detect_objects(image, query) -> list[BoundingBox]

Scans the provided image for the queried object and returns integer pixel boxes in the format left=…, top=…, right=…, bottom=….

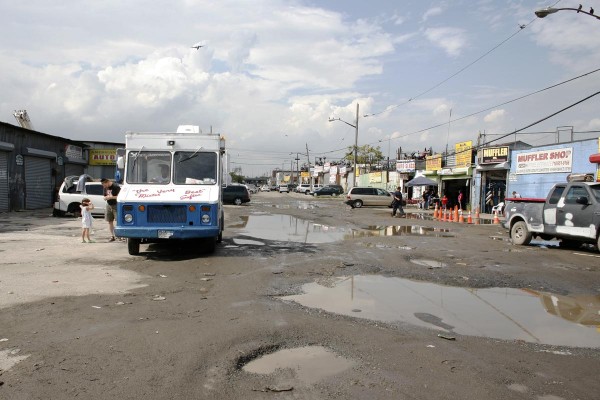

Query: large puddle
left=243, top=346, right=354, bottom=384
left=233, top=215, right=453, bottom=244
left=282, top=276, right=600, bottom=348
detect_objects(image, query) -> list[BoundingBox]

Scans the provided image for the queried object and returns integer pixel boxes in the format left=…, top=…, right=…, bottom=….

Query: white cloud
left=422, top=7, right=443, bottom=22
left=484, top=109, right=505, bottom=123
left=424, top=27, right=467, bottom=56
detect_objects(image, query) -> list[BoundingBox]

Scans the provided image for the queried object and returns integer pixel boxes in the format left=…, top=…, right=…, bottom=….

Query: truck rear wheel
left=128, top=238, right=140, bottom=255
left=511, top=221, right=532, bottom=246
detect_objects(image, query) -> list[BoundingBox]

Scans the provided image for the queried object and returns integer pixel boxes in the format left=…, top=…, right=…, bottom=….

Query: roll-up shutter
left=0, top=152, right=8, bottom=212
left=65, top=163, right=85, bottom=178
left=25, top=157, right=52, bottom=209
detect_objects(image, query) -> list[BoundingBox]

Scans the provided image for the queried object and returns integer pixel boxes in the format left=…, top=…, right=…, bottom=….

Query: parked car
left=344, top=187, right=393, bottom=208
left=260, top=185, right=271, bottom=192
left=308, top=184, right=323, bottom=195
left=313, top=186, right=344, bottom=197
left=296, top=184, right=311, bottom=194
left=279, top=184, right=289, bottom=193
left=222, top=185, right=251, bottom=205
left=53, top=177, right=106, bottom=217
left=245, top=184, right=258, bottom=194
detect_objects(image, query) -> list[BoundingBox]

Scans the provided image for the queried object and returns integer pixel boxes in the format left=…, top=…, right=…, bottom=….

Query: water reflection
left=232, top=214, right=453, bottom=244
left=282, top=276, right=600, bottom=348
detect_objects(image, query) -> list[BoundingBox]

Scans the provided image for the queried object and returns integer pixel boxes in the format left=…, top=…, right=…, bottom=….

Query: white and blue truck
left=115, top=125, right=225, bottom=255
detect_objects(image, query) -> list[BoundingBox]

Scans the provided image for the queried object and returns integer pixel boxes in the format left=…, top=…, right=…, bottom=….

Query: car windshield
left=174, top=151, right=217, bottom=185
left=126, top=151, right=171, bottom=184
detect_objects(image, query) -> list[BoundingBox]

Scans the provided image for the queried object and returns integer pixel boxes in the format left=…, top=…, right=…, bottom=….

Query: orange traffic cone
left=467, top=210, right=473, bottom=224
left=453, top=206, right=459, bottom=222
left=493, top=209, right=500, bottom=224
left=474, top=206, right=480, bottom=225
left=433, top=204, right=439, bottom=219
left=458, top=210, right=464, bottom=223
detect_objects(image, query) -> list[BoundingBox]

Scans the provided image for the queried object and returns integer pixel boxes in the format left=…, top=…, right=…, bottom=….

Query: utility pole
left=353, top=103, right=359, bottom=188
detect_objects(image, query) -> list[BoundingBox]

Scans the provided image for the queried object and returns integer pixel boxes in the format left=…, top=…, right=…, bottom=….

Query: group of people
left=79, top=178, right=121, bottom=243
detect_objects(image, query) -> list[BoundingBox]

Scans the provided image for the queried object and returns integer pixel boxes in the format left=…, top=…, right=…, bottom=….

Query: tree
left=230, top=171, right=245, bottom=183
left=344, top=144, right=384, bottom=165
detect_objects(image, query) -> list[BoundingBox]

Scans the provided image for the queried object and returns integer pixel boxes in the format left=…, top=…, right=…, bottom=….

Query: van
left=222, top=185, right=251, bottom=205
left=296, top=184, right=311, bottom=194
left=279, top=184, right=289, bottom=193
left=345, top=187, right=392, bottom=208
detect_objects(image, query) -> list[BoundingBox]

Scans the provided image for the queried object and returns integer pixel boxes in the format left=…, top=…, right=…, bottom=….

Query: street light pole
left=535, top=6, right=600, bottom=20
left=328, top=102, right=359, bottom=188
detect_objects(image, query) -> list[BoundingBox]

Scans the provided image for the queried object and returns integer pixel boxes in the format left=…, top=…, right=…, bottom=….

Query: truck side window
left=548, top=186, right=565, bottom=205
left=564, top=186, right=587, bottom=204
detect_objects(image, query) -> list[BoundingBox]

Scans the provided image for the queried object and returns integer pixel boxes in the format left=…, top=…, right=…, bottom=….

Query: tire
left=597, top=233, right=600, bottom=253
left=204, top=237, right=216, bottom=254
left=510, top=221, right=532, bottom=246
left=127, top=238, right=140, bottom=255
left=234, top=198, right=242, bottom=206
left=353, top=200, right=363, bottom=208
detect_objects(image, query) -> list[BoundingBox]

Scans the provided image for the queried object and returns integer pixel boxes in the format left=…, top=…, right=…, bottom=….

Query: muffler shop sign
left=516, top=148, right=572, bottom=174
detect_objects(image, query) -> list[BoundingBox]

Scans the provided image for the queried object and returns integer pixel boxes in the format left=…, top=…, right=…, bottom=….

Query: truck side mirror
left=575, top=196, right=589, bottom=205
left=116, top=156, right=125, bottom=169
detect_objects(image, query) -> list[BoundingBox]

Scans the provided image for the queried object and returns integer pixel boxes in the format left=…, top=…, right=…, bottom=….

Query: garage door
left=25, top=156, right=52, bottom=209
left=65, top=163, right=85, bottom=178
left=0, top=152, right=8, bottom=212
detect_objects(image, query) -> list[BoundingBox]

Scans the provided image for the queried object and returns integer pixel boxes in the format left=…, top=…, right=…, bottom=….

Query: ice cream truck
left=115, top=125, right=225, bottom=255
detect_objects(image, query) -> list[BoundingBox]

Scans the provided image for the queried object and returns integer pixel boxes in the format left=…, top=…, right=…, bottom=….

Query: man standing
left=101, top=178, right=121, bottom=242
left=392, top=186, right=405, bottom=217
left=512, top=191, right=522, bottom=198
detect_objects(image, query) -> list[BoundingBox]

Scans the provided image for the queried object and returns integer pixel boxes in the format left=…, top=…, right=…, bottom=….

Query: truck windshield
left=590, top=184, right=600, bottom=202
left=174, top=152, right=217, bottom=185
left=126, top=151, right=171, bottom=184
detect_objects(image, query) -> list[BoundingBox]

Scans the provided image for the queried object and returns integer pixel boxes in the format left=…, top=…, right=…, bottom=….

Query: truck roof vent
left=176, top=125, right=201, bottom=134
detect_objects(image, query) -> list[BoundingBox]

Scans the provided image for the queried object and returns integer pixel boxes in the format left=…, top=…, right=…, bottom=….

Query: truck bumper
left=115, top=226, right=220, bottom=240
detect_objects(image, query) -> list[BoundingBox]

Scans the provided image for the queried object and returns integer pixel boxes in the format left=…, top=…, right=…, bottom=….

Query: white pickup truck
left=53, top=176, right=106, bottom=217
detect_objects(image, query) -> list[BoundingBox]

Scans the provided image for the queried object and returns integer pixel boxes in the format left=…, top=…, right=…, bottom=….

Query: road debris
left=252, top=386, right=294, bottom=392
left=437, top=334, right=456, bottom=341
left=152, top=295, right=166, bottom=301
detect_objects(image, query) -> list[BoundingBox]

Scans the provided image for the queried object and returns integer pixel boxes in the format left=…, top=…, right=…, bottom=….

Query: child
left=441, top=194, right=448, bottom=211
left=80, top=198, right=95, bottom=243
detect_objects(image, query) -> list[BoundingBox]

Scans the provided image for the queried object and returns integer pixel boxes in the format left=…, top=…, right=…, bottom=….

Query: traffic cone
left=467, top=210, right=473, bottom=224
left=453, top=206, right=459, bottom=222
left=493, top=209, right=500, bottom=224
left=442, top=209, right=447, bottom=221
left=458, top=210, right=464, bottom=223
left=433, top=204, right=439, bottom=219
left=474, top=206, right=480, bottom=225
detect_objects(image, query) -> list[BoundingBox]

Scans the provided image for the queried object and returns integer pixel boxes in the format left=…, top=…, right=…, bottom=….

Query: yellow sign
left=369, top=171, right=382, bottom=183
left=301, top=171, right=310, bottom=178
left=89, top=149, right=117, bottom=166
left=454, top=141, right=472, bottom=168
left=426, top=154, right=442, bottom=171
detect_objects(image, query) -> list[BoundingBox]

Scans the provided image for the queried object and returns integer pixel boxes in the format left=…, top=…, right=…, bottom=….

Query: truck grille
left=147, top=205, right=187, bottom=223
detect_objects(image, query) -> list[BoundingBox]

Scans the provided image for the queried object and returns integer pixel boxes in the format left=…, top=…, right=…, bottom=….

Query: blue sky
left=1, top=0, right=599, bottom=176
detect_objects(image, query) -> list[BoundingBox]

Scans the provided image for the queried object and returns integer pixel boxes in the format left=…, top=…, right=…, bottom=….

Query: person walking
left=101, top=178, right=121, bottom=242
left=392, top=187, right=406, bottom=217
left=80, top=198, right=94, bottom=243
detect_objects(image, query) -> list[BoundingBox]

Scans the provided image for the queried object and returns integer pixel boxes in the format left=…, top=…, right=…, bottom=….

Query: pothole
left=241, top=345, right=355, bottom=384
left=281, top=276, right=600, bottom=348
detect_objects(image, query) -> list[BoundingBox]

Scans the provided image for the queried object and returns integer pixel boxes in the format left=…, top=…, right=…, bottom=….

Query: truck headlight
left=201, top=214, right=210, bottom=224
left=124, top=213, right=133, bottom=223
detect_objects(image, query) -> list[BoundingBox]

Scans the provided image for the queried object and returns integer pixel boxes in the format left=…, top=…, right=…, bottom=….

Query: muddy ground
left=0, top=192, right=599, bottom=399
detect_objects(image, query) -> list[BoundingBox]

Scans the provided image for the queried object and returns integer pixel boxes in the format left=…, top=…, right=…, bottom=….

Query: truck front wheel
left=511, top=221, right=532, bottom=246
left=128, top=238, right=140, bottom=255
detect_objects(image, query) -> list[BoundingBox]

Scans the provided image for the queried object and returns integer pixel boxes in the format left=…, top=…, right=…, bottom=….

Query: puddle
left=282, top=276, right=600, bottom=348
left=233, top=238, right=265, bottom=246
left=242, top=346, right=354, bottom=384
left=411, top=259, right=447, bottom=268
left=234, top=215, right=454, bottom=244
left=355, top=225, right=453, bottom=238
left=270, top=201, right=319, bottom=210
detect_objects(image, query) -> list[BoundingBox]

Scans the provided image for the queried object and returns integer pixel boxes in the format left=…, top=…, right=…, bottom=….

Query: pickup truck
left=53, top=176, right=106, bottom=217
left=503, top=181, right=600, bottom=251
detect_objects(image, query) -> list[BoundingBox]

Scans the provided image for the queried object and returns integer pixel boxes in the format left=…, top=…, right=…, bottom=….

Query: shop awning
left=475, top=162, right=510, bottom=171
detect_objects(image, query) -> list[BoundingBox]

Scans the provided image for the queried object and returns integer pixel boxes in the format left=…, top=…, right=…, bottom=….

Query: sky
left=1, top=0, right=600, bottom=176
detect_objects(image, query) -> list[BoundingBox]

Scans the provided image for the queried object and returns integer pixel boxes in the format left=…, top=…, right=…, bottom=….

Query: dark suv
left=222, top=185, right=251, bottom=205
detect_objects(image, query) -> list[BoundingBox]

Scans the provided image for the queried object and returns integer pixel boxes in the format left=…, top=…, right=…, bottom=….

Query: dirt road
left=1, top=192, right=599, bottom=399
